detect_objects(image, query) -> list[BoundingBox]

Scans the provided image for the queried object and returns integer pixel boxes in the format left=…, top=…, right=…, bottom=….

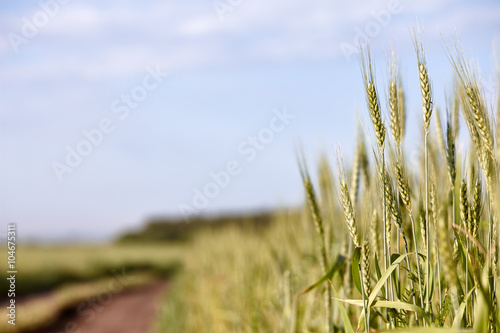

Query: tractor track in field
left=33, top=280, right=167, bottom=333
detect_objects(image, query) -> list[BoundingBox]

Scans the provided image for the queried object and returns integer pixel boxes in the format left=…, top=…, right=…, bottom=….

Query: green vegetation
left=0, top=244, right=180, bottom=332
left=156, top=35, right=500, bottom=331
left=0, top=244, right=180, bottom=296
left=118, top=211, right=275, bottom=242
left=156, top=209, right=332, bottom=332
left=0, top=273, right=157, bottom=333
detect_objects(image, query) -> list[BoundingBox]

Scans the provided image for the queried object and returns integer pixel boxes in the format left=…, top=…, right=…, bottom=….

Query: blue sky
left=0, top=0, right=499, bottom=241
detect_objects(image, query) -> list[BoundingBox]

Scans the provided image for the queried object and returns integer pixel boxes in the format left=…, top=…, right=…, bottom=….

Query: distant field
left=0, top=244, right=181, bottom=332
left=0, top=213, right=279, bottom=333
left=0, top=244, right=182, bottom=296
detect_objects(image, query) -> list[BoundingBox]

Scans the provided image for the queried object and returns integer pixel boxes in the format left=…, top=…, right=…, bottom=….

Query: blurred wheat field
left=156, top=36, right=500, bottom=332
left=156, top=209, right=337, bottom=332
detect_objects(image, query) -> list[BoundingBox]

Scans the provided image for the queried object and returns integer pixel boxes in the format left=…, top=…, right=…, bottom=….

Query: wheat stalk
left=318, top=155, right=336, bottom=248
left=370, top=209, right=381, bottom=260
left=438, top=193, right=458, bottom=286
left=430, top=182, right=442, bottom=308
left=298, top=157, right=332, bottom=332
left=446, top=113, right=457, bottom=188
left=337, top=149, right=360, bottom=248
left=360, top=239, right=370, bottom=333
left=419, top=201, right=427, bottom=255
left=413, top=24, right=433, bottom=314
left=435, top=107, right=447, bottom=157
left=395, top=158, right=424, bottom=309
left=351, top=131, right=362, bottom=206
left=359, top=135, right=371, bottom=189
left=471, top=178, right=482, bottom=240
left=383, top=167, right=419, bottom=320
left=360, top=47, right=392, bottom=308
left=398, top=76, right=406, bottom=144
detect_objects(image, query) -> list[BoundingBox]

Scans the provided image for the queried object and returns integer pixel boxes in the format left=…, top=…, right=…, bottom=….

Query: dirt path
left=35, top=281, right=167, bottom=333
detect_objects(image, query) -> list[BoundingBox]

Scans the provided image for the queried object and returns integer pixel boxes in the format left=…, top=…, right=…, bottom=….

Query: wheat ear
left=389, top=48, right=401, bottom=149
left=337, top=149, right=360, bottom=248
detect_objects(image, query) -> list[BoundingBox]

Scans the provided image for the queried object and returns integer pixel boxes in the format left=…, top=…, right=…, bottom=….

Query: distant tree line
left=116, top=210, right=280, bottom=243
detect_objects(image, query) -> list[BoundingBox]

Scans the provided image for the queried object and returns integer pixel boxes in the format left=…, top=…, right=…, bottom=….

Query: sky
left=0, top=0, right=499, bottom=241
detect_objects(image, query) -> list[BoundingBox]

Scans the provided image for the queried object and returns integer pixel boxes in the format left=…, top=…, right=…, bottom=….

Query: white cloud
left=47, top=3, right=104, bottom=34
left=0, top=1, right=497, bottom=82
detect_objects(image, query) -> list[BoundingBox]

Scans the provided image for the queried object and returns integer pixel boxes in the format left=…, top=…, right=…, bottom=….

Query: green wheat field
left=2, top=32, right=500, bottom=332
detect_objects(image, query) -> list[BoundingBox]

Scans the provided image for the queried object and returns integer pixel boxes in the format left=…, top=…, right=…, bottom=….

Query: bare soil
left=34, top=280, right=167, bottom=333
